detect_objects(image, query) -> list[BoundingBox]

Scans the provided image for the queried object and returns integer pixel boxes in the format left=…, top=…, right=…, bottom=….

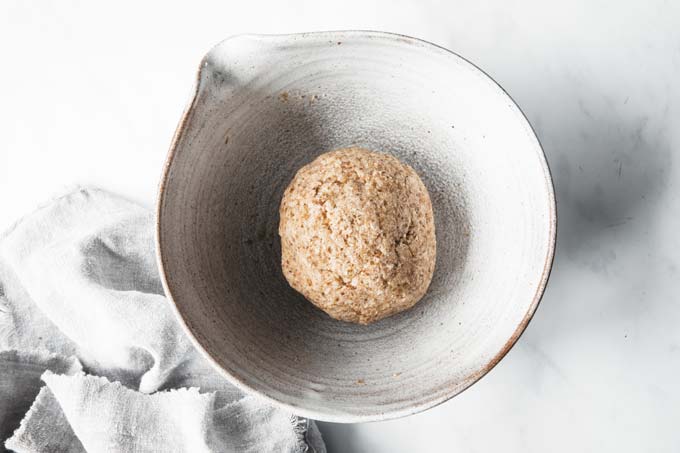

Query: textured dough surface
left=279, top=147, right=436, bottom=324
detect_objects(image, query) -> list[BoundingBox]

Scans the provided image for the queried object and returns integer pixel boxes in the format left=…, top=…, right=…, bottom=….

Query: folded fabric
left=0, top=350, right=82, bottom=449
left=0, top=188, right=325, bottom=453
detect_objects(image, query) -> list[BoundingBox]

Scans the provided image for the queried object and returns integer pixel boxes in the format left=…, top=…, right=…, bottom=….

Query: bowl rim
left=156, top=29, right=557, bottom=423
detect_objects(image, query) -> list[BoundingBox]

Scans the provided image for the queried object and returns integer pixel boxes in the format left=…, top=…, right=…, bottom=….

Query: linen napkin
left=0, top=188, right=325, bottom=453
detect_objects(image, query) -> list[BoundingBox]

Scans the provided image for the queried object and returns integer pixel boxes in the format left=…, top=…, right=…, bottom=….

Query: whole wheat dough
left=279, top=147, right=436, bottom=324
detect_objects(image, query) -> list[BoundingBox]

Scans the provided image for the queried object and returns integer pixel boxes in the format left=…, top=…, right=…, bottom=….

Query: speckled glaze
left=156, top=31, right=556, bottom=423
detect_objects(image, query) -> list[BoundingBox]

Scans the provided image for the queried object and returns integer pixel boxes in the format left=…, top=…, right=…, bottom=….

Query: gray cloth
left=0, top=188, right=325, bottom=453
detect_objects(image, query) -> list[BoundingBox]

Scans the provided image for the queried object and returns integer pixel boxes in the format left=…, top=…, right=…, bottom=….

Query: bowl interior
left=157, top=32, right=555, bottom=422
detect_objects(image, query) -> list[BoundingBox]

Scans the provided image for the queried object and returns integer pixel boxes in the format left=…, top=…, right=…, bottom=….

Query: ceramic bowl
left=156, top=31, right=556, bottom=422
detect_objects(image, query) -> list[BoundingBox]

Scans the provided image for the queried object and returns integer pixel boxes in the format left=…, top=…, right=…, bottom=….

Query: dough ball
left=279, top=147, right=436, bottom=324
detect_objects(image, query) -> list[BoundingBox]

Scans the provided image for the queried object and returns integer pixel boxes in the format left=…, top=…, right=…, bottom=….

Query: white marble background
left=1, top=1, right=678, bottom=451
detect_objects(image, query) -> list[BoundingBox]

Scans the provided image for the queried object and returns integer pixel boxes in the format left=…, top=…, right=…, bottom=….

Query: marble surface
left=1, top=1, right=678, bottom=451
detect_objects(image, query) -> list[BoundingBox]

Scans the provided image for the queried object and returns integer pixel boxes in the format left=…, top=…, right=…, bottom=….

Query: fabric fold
left=0, top=350, right=82, bottom=449
left=40, top=372, right=215, bottom=453
left=0, top=188, right=324, bottom=453
left=0, top=188, right=193, bottom=392
left=5, top=385, right=85, bottom=453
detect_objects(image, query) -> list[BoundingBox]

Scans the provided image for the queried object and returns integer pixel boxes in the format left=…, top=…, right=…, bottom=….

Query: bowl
left=156, top=31, right=556, bottom=422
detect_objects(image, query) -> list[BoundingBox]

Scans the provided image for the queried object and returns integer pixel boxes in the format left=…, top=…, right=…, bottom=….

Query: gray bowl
left=156, top=31, right=556, bottom=422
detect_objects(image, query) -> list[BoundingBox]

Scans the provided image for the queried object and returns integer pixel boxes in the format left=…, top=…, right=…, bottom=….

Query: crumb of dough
left=279, top=147, right=436, bottom=325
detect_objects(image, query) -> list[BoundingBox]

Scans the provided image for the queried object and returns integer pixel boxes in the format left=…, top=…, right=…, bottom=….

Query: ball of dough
left=279, top=147, right=436, bottom=324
